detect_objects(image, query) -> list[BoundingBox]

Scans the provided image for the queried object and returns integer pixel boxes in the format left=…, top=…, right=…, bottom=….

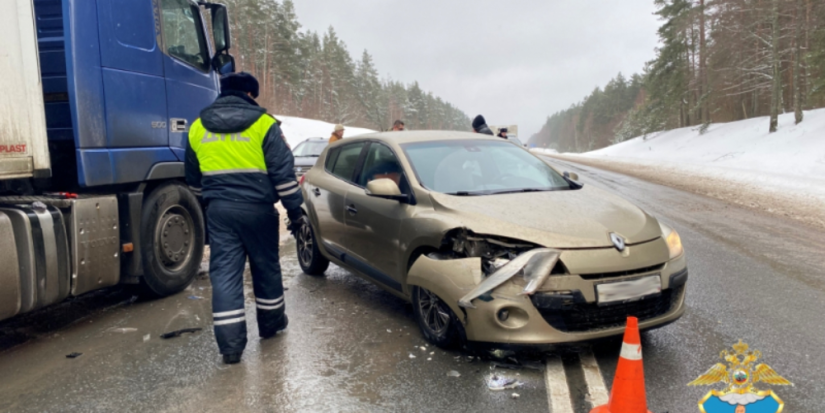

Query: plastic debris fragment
left=427, top=358, right=432, bottom=361
left=487, top=375, right=522, bottom=391
left=66, top=352, right=82, bottom=359
left=420, top=346, right=427, bottom=351
left=143, top=334, right=150, bottom=342
left=511, top=393, right=520, bottom=399
left=188, top=295, right=203, bottom=300
left=409, top=354, right=417, bottom=359
left=387, top=329, right=392, bottom=333
left=447, top=370, right=461, bottom=377
left=108, top=327, right=137, bottom=334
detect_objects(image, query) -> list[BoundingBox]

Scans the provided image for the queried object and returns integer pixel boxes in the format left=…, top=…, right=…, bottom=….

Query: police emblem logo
left=689, top=340, right=792, bottom=413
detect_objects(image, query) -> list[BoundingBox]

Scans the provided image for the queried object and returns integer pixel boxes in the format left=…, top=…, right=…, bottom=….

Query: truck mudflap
left=0, top=204, right=70, bottom=320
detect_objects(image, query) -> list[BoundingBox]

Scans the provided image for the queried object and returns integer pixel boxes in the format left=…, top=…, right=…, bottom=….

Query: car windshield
left=402, top=140, right=571, bottom=195
left=292, top=140, right=328, bottom=157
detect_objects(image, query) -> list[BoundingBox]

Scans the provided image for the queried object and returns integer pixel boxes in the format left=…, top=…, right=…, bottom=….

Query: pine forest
left=532, top=0, right=825, bottom=152
left=220, top=0, right=470, bottom=132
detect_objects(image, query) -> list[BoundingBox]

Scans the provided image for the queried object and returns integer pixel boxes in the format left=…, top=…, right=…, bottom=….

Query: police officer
left=185, top=72, right=303, bottom=364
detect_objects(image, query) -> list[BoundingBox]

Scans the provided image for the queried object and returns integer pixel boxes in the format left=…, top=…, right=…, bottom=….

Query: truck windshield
left=402, top=140, right=570, bottom=195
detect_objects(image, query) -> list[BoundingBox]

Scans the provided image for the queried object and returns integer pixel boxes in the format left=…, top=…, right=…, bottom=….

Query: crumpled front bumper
left=406, top=242, right=687, bottom=345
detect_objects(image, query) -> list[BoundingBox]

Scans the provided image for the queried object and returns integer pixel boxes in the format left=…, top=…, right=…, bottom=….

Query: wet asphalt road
left=1, top=158, right=823, bottom=412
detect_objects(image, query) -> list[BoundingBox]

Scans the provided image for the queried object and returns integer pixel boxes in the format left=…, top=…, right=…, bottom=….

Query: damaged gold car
left=296, top=131, right=687, bottom=348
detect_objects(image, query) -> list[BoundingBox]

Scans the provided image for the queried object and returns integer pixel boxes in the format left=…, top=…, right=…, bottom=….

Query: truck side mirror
left=211, top=5, right=231, bottom=53
left=200, top=2, right=234, bottom=74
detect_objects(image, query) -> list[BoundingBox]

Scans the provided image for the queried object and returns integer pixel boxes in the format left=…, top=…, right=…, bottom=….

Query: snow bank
left=584, top=108, right=825, bottom=179
left=274, top=115, right=377, bottom=148
left=566, top=109, right=825, bottom=228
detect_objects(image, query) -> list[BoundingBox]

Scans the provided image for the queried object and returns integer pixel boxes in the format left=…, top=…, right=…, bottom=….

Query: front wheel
left=297, top=217, right=329, bottom=276
left=139, top=182, right=204, bottom=296
left=412, top=286, right=465, bottom=349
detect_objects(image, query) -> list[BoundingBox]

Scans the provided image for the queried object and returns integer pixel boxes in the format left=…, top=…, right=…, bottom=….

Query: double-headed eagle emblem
left=689, top=340, right=792, bottom=412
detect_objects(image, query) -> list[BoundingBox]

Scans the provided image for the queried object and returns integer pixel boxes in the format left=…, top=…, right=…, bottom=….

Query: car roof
left=341, top=130, right=504, bottom=145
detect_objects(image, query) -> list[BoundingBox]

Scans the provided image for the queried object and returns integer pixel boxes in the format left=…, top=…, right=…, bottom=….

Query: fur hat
left=334, top=124, right=345, bottom=132
left=220, top=72, right=260, bottom=98
left=472, top=115, right=487, bottom=130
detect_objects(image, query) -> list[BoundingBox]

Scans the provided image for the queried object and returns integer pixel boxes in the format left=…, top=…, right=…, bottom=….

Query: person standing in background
left=329, top=124, right=345, bottom=143
left=391, top=120, right=405, bottom=131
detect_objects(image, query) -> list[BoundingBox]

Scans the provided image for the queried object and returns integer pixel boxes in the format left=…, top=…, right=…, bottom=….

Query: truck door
left=158, top=0, right=219, bottom=160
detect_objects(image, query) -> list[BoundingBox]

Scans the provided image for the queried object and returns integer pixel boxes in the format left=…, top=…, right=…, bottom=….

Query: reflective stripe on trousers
left=207, top=200, right=285, bottom=355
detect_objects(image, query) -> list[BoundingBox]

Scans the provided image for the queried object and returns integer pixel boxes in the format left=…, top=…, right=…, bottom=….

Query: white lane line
left=580, top=349, right=610, bottom=407
left=545, top=355, right=574, bottom=413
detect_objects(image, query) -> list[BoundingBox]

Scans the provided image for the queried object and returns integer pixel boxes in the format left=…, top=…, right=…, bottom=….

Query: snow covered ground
left=558, top=109, right=825, bottom=229
left=275, top=115, right=377, bottom=148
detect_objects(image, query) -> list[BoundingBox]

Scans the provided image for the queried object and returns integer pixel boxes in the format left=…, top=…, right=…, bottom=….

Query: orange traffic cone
left=590, top=317, right=652, bottom=413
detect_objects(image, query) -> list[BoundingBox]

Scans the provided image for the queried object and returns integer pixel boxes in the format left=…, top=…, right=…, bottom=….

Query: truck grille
left=531, top=285, right=683, bottom=333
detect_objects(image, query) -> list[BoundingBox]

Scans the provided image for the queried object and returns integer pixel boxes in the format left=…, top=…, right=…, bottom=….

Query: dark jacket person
left=472, top=114, right=494, bottom=136
left=185, top=72, right=303, bottom=364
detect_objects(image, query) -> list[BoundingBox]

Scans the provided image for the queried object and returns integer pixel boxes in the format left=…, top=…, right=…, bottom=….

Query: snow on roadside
left=584, top=108, right=825, bottom=179
left=275, top=115, right=377, bottom=148
left=561, top=109, right=825, bottom=229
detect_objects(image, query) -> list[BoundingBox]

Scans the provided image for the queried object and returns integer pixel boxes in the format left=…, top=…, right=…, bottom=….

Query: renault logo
left=610, top=233, right=626, bottom=252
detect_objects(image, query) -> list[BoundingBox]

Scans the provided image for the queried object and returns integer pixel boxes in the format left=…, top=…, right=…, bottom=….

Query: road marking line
left=580, top=349, right=610, bottom=407
left=545, top=355, right=574, bottom=413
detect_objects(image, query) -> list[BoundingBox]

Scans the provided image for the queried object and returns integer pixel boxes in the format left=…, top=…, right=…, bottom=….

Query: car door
left=342, top=142, right=413, bottom=292
left=306, top=142, right=367, bottom=259
left=158, top=0, right=219, bottom=161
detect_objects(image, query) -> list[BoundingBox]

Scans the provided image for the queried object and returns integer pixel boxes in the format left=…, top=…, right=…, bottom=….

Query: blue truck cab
left=0, top=0, right=236, bottom=321
left=37, top=0, right=233, bottom=187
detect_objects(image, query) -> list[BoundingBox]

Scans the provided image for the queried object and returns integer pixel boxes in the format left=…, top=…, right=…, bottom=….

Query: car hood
left=428, top=186, right=662, bottom=248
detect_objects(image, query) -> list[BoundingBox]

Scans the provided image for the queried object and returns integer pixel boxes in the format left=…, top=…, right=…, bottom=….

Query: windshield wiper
left=488, top=188, right=557, bottom=195
left=447, top=190, right=488, bottom=196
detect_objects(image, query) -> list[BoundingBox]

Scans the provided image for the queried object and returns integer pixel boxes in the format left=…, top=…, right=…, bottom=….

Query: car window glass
left=161, top=0, right=210, bottom=71
left=293, top=141, right=328, bottom=157
left=403, top=140, right=569, bottom=195
left=330, top=143, right=365, bottom=183
left=357, top=143, right=408, bottom=193
left=325, top=147, right=341, bottom=171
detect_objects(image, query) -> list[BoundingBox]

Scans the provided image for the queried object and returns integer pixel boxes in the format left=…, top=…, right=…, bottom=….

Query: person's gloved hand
left=286, top=209, right=303, bottom=239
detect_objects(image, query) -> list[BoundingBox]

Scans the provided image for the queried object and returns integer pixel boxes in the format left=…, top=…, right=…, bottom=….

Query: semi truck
left=0, top=0, right=237, bottom=322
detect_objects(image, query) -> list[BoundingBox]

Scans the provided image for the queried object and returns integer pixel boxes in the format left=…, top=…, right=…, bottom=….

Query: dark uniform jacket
left=185, top=92, right=303, bottom=218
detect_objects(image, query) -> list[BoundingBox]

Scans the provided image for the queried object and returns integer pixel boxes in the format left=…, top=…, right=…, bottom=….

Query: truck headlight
left=660, top=223, right=683, bottom=259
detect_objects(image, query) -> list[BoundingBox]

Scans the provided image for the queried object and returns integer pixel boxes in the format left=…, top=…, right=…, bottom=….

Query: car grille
left=531, top=285, right=683, bottom=333
left=578, top=263, right=665, bottom=280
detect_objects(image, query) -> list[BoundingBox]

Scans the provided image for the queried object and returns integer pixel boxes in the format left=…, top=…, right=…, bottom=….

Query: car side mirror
left=563, top=171, right=579, bottom=181
left=366, top=178, right=408, bottom=203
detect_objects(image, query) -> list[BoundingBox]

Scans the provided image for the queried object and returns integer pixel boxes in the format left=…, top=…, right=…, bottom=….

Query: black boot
left=222, top=352, right=242, bottom=364
left=260, top=314, right=288, bottom=339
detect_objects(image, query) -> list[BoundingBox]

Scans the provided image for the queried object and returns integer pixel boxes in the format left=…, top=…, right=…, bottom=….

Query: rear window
left=328, top=143, right=365, bottom=183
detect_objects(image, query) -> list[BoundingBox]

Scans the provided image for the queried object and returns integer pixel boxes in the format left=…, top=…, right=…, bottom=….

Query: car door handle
left=346, top=205, right=358, bottom=215
left=312, top=188, right=321, bottom=197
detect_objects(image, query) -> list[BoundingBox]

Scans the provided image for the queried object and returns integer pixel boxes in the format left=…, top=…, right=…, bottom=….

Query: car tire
left=297, top=216, right=329, bottom=276
left=139, top=182, right=204, bottom=297
left=412, top=286, right=465, bottom=349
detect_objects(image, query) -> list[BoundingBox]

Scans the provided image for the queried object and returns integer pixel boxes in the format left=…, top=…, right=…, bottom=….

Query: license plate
left=597, top=275, right=662, bottom=305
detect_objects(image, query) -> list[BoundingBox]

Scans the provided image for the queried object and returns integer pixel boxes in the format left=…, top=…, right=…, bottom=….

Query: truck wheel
left=140, top=182, right=204, bottom=297
left=296, top=217, right=329, bottom=276
left=412, top=286, right=466, bottom=349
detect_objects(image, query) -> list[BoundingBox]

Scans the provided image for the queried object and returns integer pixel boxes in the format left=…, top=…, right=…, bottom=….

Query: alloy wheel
left=418, top=287, right=451, bottom=336
left=297, top=220, right=314, bottom=266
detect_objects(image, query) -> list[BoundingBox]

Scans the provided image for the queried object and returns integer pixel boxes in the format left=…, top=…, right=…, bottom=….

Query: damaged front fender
left=458, top=249, right=560, bottom=309
left=407, top=255, right=483, bottom=322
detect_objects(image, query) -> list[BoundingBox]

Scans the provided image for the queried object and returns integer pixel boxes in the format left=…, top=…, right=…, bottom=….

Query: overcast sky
left=291, top=0, right=661, bottom=137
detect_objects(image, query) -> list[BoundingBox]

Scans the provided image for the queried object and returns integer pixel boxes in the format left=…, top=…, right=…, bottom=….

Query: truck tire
left=140, top=182, right=204, bottom=297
